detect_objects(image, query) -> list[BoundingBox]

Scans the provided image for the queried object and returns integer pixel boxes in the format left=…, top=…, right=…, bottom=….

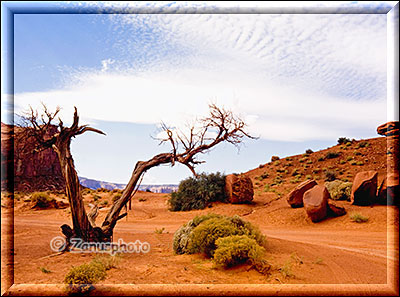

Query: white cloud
left=14, top=66, right=386, bottom=142
left=13, top=11, right=387, bottom=142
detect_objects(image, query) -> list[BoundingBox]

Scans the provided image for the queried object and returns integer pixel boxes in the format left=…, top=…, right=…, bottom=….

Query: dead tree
left=19, top=103, right=255, bottom=246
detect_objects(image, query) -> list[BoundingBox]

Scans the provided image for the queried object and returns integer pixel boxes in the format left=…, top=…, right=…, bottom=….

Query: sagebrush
left=168, top=172, right=227, bottom=211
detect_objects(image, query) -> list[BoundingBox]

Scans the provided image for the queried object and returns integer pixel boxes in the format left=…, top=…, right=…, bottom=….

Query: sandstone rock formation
left=1, top=123, right=65, bottom=192
left=286, top=179, right=317, bottom=208
left=350, top=171, right=378, bottom=206
left=303, top=185, right=329, bottom=222
left=377, top=121, right=399, bottom=206
left=377, top=121, right=400, bottom=137
left=225, top=174, right=254, bottom=204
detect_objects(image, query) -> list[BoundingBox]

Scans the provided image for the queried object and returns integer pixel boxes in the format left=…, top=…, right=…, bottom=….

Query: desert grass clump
left=213, top=235, right=266, bottom=268
left=39, top=267, right=52, bottom=274
left=280, top=259, right=294, bottom=278
left=349, top=212, right=369, bottom=223
left=356, top=141, right=369, bottom=149
left=64, top=261, right=106, bottom=294
left=271, top=175, right=284, bottom=186
left=325, top=180, right=352, bottom=200
left=31, top=192, right=55, bottom=208
left=305, top=149, right=314, bottom=154
left=168, top=172, right=227, bottom=211
left=92, top=254, right=122, bottom=270
left=154, top=227, right=165, bottom=234
left=298, top=157, right=308, bottom=163
left=112, top=193, right=122, bottom=203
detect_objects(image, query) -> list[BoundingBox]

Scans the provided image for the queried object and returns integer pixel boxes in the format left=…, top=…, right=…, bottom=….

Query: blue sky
left=2, top=1, right=396, bottom=184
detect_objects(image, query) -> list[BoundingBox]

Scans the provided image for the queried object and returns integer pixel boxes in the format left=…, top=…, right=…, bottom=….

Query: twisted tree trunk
left=21, top=104, right=255, bottom=249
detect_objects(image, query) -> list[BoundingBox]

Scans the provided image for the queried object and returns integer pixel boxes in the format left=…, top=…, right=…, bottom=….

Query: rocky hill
left=243, top=120, right=399, bottom=208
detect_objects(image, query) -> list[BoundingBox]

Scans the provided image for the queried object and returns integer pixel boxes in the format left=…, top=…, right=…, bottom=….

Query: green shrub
left=271, top=175, right=283, bottom=186
left=173, top=213, right=223, bottom=255
left=168, top=172, right=226, bottom=211
left=31, top=192, right=55, bottom=208
left=64, top=261, right=106, bottom=286
left=337, top=137, right=351, bottom=145
left=325, top=180, right=352, bottom=200
left=356, top=161, right=364, bottom=166
left=112, top=193, right=122, bottom=202
left=174, top=214, right=265, bottom=257
left=299, top=157, right=307, bottom=163
left=291, top=168, right=300, bottom=176
left=305, top=149, right=313, bottom=154
left=324, top=170, right=337, bottom=182
left=356, top=141, right=369, bottom=148
left=317, top=156, right=325, bottom=162
left=213, top=235, right=265, bottom=268
left=349, top=212, right=369, bottom=223
left=93, top=194, right=101, bottom=202
left=260, top=172, right=269, bottom=180
left=325, top=152, right=340, bottom=159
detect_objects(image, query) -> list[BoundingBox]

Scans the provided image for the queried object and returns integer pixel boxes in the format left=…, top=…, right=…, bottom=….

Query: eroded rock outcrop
left=377, top=121, right=399, bottom=206
left=1, top=123, right=65, bottom=192
left=225, top=174, right=254, bottom=204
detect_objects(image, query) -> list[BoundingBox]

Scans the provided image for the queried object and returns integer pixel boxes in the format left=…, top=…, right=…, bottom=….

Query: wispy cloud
left=14, top=7, right=387, bottom=142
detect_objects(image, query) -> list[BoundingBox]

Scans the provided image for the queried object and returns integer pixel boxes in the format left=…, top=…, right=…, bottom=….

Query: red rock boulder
left=303, top=185, right=329, bottom=222
left=351, top=171, right=378, bottom=206
left=225, top=174, right=254, bottom=204
left=286, top=179, right=317, bottom=208
left=327, top=201, right=346, bottom=217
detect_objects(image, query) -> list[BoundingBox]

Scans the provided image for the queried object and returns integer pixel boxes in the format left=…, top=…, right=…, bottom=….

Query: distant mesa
left=78, top=176, right=178, bottom=193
